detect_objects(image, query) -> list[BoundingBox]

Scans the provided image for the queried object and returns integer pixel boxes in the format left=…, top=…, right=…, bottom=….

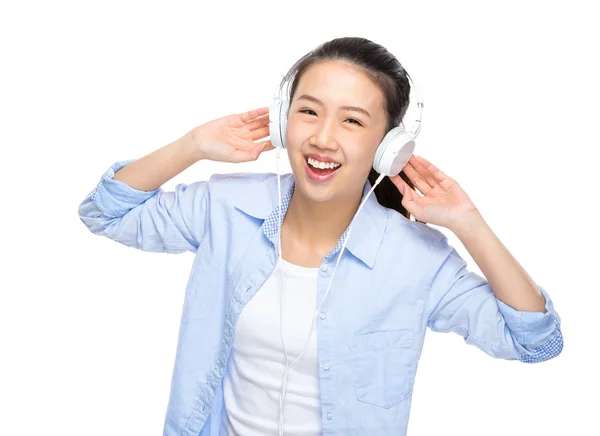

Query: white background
left=1, top=0, right=598, bottom=434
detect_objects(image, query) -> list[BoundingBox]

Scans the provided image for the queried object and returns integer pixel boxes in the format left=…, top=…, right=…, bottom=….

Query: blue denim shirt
left=78, top=160, right=563, bottom=436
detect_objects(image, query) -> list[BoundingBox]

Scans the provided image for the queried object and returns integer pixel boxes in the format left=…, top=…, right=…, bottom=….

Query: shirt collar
left=234, top=173, right=387, bottom=269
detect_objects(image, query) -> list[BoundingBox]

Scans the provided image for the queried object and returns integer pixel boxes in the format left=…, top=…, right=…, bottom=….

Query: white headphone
left=268, top=71, right=423, bottom=176
left=269, top=69, right=424, bottom=436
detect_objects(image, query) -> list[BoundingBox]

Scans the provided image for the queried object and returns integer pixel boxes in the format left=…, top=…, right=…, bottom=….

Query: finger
left=390, top=174, right=424, bottom=204
left=250, top=125, right=270, bottom=141
left=407, top=155, right=439, bottom=189
left=389, top=174, right=408, bottom=196
left=229, top=142, right=269, bottom=163
left=239, top=107, right=270, bottom=123
left=413, top=155, right=450, bottom=184
left=245, top=113, right=270, bottom=130
left=259, top=140, right=275, bottom=152
left=250, top=140, right=274, bottom=159
left=402, top=162, right=432, bottom=195
left=390, top=175, right=418, bottom=214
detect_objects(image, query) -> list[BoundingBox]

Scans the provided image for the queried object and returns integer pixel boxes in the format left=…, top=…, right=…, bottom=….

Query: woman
left=78, top=37, right=563, bottom=436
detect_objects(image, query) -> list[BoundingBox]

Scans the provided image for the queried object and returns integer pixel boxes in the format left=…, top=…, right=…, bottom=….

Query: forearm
left=451, top=211, right=547, bottom=313
left=113, top=131, right=202, bottom=191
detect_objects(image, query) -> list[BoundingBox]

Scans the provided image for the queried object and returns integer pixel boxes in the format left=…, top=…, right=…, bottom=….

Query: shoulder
left=208, top=171, right=275, bottom=186
left=206, top=171, right=276, bottom=197
left=204, top=172, right=285, bottom=216
left=374, top=210, right=457, bottom=276
left=384, top=207, right=451, bottom=252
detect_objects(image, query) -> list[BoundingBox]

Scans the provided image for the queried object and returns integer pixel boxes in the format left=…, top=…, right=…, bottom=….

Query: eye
left=300, top=109, right=363, bottom=126
left=345, top=118, right=363, bottom=126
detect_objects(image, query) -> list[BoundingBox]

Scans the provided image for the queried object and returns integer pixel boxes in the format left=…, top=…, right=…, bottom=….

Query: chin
left=292, top=165, right=345, bottom=203
left=300, top=184, right=338, bottom=203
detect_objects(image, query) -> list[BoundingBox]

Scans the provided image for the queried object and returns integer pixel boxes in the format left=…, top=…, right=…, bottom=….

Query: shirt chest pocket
left=348, top=329, right=418, bottom=409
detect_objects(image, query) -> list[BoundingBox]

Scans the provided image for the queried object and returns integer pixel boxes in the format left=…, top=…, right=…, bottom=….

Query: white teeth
left=307, top=157, right=341, bottom=170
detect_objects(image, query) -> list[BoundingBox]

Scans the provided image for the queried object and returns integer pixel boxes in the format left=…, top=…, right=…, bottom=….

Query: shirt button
left=319, top=312, right=327, bottom=320
left=326, top=411, right=333, bottom=420
left=320, top=263, right=328, bottom=272
left=322, top=362, right=330, bottom=371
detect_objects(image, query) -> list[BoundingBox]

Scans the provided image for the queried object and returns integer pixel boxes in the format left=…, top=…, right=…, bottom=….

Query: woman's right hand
left=189, top=107, right=276, bottom=163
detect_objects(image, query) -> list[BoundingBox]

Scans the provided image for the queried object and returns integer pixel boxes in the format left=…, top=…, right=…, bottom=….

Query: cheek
left=344, top=142, right=376, bottom=168
left=285, top=118, right=303, bottom=150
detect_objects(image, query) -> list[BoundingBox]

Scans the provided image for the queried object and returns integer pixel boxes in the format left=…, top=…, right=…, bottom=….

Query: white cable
left=276, top=148, right=291, bottom=436
left=277, top=168, right=386, bottom=436
left=274, top=67, right=421, bottom=435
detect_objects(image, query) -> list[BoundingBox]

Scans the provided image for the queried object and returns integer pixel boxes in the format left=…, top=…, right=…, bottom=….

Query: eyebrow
left=296, top=94, right=372, bottom=119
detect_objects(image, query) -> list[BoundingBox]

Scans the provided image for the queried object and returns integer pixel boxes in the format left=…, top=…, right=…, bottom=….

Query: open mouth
left=304, top=156, right=342, bottom=182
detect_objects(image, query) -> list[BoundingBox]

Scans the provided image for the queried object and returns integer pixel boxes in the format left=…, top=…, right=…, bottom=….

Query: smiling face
left=285, top=60, right=388, bottom=204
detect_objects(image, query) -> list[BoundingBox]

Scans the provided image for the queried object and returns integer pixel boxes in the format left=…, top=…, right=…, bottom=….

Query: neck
left=283, top=184, right=365, bottom=253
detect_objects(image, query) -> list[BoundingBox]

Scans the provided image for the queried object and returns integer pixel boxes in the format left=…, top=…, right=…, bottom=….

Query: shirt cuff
left=496, top=286, right=560, bottom=348
left=91, top=159, right=159, bottom=217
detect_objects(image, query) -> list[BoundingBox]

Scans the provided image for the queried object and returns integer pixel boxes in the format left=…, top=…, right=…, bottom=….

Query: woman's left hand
left=389, top=155, right=480, bottom=230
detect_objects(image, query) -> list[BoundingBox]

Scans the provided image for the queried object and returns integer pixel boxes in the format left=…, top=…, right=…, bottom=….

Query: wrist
left=450, top=209, right=486, bottom=240
left=184, top=128, right=206, bottom=162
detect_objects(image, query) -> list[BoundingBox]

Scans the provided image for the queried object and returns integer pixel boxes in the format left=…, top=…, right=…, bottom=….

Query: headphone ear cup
left=372, top=127, right=416, bottom=176
left=269, top=98, right=290, bottom=149
left=280, top=99, right=289, bottom=148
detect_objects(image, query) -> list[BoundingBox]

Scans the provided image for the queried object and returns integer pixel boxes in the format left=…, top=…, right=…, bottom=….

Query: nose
left=309, top=117, right=339, bottom=151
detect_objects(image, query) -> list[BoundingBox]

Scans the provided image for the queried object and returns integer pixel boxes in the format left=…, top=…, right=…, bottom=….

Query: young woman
left=78, top=37, right=563, bottom=436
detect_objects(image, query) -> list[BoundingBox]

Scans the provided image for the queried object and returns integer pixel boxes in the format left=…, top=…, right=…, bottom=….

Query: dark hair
left=283, top=36, right=419, bottom=221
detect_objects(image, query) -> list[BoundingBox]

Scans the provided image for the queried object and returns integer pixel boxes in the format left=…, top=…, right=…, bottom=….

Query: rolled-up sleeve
left=78, top=159, right=210, bottom=254
left=427, top=243, right=563, bottom=364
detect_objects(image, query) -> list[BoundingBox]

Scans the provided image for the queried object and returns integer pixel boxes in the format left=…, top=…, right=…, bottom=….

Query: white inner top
left=221, top=257, right=322, bottom=435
